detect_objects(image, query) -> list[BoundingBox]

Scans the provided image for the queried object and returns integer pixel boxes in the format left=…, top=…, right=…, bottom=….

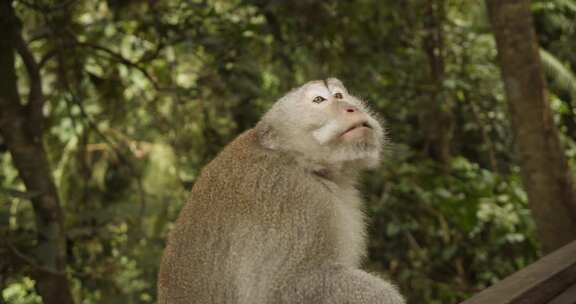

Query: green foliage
left=2, top=0, right=576, bottom=303
left=2, top=278, right=42, bottom=304
left=364, top=156, right=537, bottom=303
left=540, top=48, right=576, bottom=101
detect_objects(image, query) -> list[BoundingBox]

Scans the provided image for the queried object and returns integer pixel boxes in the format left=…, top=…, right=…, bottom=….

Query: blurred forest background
left=2, top=0, right=576, bottom=303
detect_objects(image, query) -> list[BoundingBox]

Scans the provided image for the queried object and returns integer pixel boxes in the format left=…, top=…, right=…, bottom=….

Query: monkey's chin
left=327, top=138, right=381, bottom=170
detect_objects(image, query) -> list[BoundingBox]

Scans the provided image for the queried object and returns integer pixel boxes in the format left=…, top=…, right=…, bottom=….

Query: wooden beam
left=460, top=240, right=576, bottom=304
left=547, top=283, right=576, bottom=304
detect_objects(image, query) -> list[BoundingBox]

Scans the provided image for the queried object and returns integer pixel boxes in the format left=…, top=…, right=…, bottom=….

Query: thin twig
left=75, top=42, right=164, bottom=91
left=65, top=94, right=148, bottom=225
left=4, top=241, right=64, bottom=275
left=17, top=0, right=78, bottom=12
left=0, top=187, right=41, bottom=200
left=38, top=48, right=58, bottom=69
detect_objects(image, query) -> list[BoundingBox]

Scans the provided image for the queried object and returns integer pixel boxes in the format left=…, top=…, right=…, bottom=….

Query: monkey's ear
left=255, top=122, right=280, bottom=150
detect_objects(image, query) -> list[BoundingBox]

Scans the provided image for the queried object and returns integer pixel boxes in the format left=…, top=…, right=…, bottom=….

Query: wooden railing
left=460, top=240, right=576, bottom=304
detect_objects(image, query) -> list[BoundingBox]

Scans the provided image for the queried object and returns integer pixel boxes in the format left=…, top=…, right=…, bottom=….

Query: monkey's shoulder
left=188, top=129, right=307, bottom=206
left=202, top=128, right=294, bottom=177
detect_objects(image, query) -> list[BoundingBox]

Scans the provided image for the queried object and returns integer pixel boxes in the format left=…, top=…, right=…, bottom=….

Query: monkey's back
left=157, top=129, right=365, bottom=304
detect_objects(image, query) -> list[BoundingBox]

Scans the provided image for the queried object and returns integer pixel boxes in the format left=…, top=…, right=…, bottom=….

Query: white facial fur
left=257, top=78, right=385, bottom=171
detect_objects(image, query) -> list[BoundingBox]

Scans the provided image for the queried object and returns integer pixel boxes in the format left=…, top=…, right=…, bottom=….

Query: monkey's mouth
left=341, top=121, right=373, bottom=138
left=344, top=121, right=372, bottom=133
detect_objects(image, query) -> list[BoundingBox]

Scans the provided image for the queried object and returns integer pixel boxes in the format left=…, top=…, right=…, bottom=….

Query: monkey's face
left=302, top=79, right=381, bottom=146
left=258, top=78, right=385, bottom=169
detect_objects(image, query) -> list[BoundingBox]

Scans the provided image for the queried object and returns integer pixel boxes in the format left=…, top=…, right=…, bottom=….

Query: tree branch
left=39, top=48, right=58, bottom=69
left=0, top=187, right=41, bottom=199
left=17, top=0, right=78, bottom=12
left=75, top=41, right=165, bottom=91
left=65, top=93, right=148, bottom=227
left=4, top=240, right=64, bottom=276
left=0, top=2, right=75, bottom=303
left=13, top=29, right=44, bottom=134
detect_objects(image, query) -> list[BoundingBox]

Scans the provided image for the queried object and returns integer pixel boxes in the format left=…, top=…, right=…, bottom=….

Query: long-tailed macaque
left=158, top=78, right=405, bottom=303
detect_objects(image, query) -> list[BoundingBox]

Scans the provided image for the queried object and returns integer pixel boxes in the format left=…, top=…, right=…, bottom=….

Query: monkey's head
left=256, top=78, right=385, bottom=172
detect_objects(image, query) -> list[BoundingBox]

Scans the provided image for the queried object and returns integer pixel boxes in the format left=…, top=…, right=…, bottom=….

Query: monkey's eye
left=312, top=96, right=326, bottom=104
left=333, top=92, right=343, bottom=99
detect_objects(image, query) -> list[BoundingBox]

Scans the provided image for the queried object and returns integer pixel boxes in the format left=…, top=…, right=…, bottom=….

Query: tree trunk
left=422, top=0, right=454, bottom=167
left=486, top=0, right=576, bottom=253
left=0, top=1, right=74, bottom=303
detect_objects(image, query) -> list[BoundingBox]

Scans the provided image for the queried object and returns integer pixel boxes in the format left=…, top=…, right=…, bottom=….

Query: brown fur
left=158, top=79, right=404, bottom=304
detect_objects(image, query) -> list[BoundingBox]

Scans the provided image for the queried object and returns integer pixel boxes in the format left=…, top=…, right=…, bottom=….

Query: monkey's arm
left=276, top=264, right=405, bottom=304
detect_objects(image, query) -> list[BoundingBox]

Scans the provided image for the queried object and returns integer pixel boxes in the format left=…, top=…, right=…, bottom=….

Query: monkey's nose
left=344, top=106, right=358, bottom=113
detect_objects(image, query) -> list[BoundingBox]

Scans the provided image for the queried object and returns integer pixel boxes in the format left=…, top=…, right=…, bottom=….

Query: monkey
left=157, top=78, right=405, bottom=304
